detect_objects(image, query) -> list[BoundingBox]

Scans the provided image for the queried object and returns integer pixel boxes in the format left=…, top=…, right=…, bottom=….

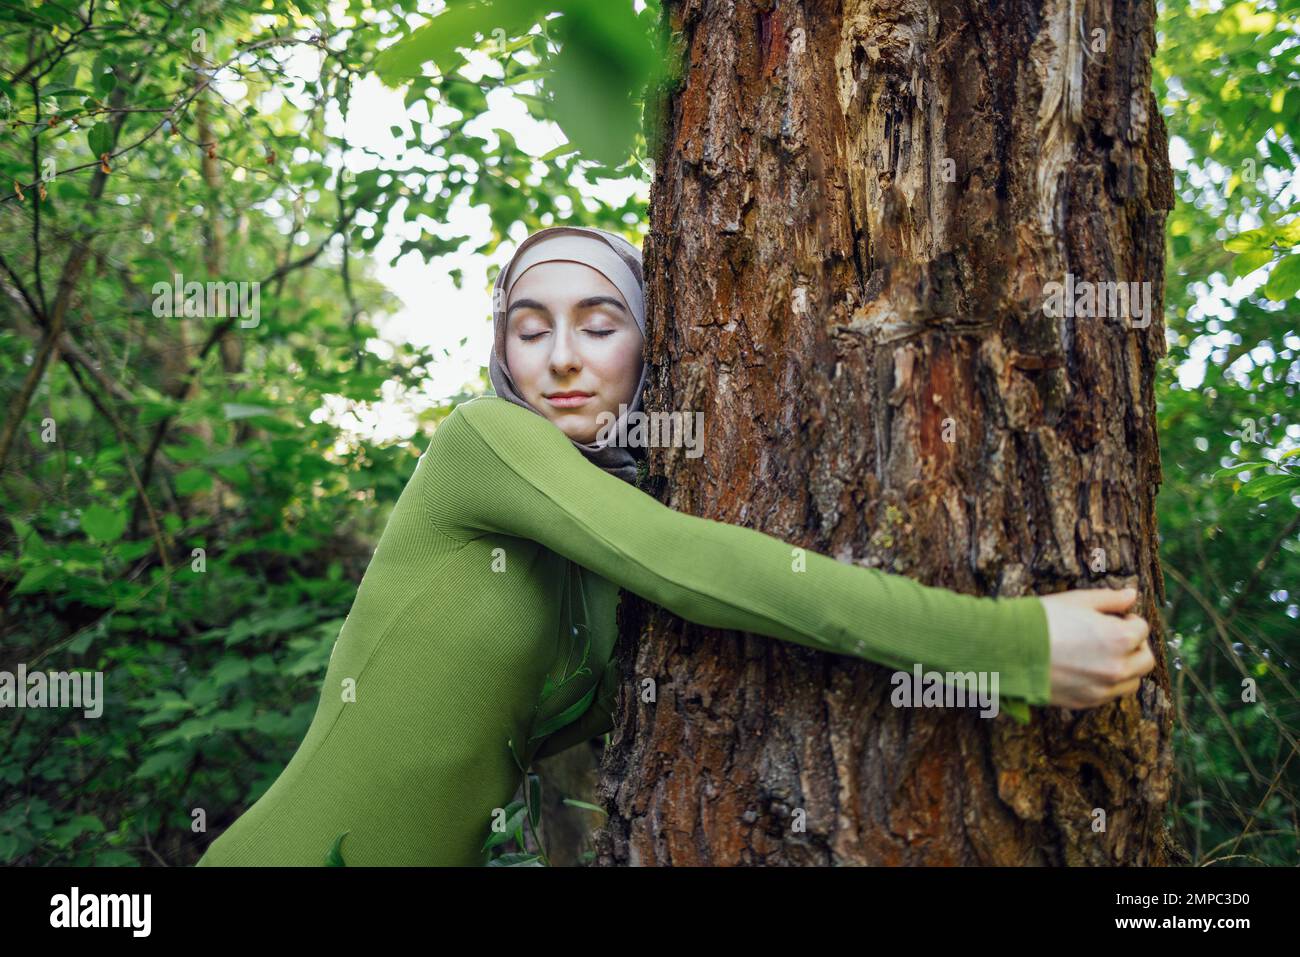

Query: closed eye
left=519, top=329, right=615, bottom=341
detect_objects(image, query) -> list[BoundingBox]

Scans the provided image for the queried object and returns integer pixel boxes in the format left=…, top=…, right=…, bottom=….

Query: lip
left=546, top=391, right=593, bottom=408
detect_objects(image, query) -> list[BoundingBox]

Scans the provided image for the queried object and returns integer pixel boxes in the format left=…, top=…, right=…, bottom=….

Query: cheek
left=590, top=336, right=642, bottom=385
left=505, top=340, right=539, bottom=390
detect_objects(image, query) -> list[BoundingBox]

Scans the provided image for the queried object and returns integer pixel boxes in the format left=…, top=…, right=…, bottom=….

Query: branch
left=0, top=240, right=93, bottom=470
left=0, top=76, right=133, bottom=471
left=31, top=64, right=49, bottom=315
left=8, top=0, right=97, bottom=86
left=1, top=36, right=331, bottom=206
left=61, top=358, right=173, bottom=578
left=5, top=302, right=185, bottom=510
left=0, top=250, right=43, bottom=321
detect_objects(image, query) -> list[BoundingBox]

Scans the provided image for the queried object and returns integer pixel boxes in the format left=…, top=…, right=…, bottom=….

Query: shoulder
left=452, top=395, right=535, bottom=429
left=435, top=395, right=574, bottom=458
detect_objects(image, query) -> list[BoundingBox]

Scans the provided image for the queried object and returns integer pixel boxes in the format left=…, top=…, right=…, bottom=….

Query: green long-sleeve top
left=195, top=395, right=1051, bottom=867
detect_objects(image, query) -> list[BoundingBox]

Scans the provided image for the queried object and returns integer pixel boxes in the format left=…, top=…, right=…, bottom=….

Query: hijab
left=488, top=225, right=649, bottom=485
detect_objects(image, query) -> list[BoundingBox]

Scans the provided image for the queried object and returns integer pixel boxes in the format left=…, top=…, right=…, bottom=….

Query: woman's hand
left=1039, top=587, right=1156, bottom=709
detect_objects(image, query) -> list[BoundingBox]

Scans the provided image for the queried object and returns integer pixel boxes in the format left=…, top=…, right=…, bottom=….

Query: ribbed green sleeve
left=426, top=396, right=1052, bottom=713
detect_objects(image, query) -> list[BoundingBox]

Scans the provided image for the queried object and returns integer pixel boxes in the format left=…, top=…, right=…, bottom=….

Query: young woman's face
left=504, top=260, right=645, bottom=443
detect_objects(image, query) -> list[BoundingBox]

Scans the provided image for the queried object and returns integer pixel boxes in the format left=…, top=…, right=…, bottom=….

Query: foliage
left=1153, top=0, right=1299, bottom=866
left=375, top=0, right=668, bottom=167
left=0, top=0, right=647, bottom=866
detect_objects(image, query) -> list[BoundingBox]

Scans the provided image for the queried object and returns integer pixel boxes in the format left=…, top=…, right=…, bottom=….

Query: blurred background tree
left=0, top=0, right=1294, bottom=866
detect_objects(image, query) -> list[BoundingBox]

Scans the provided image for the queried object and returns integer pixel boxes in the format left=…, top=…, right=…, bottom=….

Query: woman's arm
left=422, top=396, right=1052, bottom=713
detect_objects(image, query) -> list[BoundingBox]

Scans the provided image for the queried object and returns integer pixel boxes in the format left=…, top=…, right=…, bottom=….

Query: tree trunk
left=594, top=0, right=1178, bottom=866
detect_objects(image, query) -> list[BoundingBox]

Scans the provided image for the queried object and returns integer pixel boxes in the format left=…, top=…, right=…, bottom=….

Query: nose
left=548, top=323, right=581, bottom=377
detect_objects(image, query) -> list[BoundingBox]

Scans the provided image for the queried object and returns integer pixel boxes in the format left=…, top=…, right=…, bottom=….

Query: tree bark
left=595, top=0, right=1178, bottom=866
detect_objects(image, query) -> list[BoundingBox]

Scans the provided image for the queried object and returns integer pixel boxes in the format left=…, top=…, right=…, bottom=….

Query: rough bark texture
left=594, top=0, right=1178, bottom=866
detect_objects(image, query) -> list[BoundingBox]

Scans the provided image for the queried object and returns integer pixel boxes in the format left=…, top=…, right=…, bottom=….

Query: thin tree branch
left=0, top=250, right=44, bottom=321
left=0, top=76, right=133, bottom=471
left=8, top=0, right=96, bottom=86
left=2, top=36, right=330, bottom=205
left=61, top=358, right=173, bottom=579
left=30, top=62, right=49, bottom=315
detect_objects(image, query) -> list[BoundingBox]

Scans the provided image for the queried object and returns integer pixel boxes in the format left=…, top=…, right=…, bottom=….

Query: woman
left=196, top=225, right=1155, bottom=867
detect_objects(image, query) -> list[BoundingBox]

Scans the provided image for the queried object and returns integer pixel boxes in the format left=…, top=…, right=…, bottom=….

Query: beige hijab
left=488, top=225, right=648, bottom=484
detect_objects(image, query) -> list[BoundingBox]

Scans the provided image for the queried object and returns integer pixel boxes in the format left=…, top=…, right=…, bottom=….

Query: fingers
left=1104, top=675, right=1143, bottom=701
left=1075, top=586, right=1138, bottom=614
left=1097, top=639, right=1156, bottom=702
left=1134, top=641, right=1157, bottom=676
left=1121, top=613, right=1151, bottom=651
left=1088, top=665, right=1150, bottom=706
left=1084, top=619, right=1155, bottom=705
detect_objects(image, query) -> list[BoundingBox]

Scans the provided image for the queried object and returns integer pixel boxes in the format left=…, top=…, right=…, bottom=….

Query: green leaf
left=506, top=735, right=527, bottom=773
left=504, top=68, right=550, bottom=87
left=39, top=85, right=89, bottom=99
left=1230, top=248, right=1273, bottom=279
left=561, top=798, right=608, bottom=816
left=526, top=771, right=541, bottom=830
left=66, top=628, right=95, bottom=654
left=26, top=1, right=80, bottom=28
left=49, top=815, right=105, bottom=844
left=211, top=657, right=252, bottom=687
left=1239, top=473, right=1300, bottom=501
left=487, top=852, right=544, bottom=866
left=80, top=504, right=126, bottom=542
left=481, top=801, right=527, bottom=852
left=95, top=67, right=116, bottom=95
left=132, top=750, right=187, bottom=780
left=87, top=123, right=112, bottom=158
left=1001, top=697, right=1030, bottom=725
left=547, top=39, right=639, bottom=166
left=375, top=2, right=548, bottom=82
left=13, top=564, right=58, bottom=595
left=1262, top=255, right=1300, bottom=300
left=174, top=468, right=212, bottom=495
left=529, top=681, right=597, bottom=741
left=1222, top=227, right=1273, bottom=253
left=537, top=140, right=578, bottom=162
left=8, top=515, right=33, bottom=549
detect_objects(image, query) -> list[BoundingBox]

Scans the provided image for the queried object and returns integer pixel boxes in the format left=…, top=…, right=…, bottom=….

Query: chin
left=558, top=421, right=598, bottom=444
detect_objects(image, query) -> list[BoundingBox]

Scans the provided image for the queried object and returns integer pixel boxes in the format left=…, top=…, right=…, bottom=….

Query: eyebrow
left=506, top=295, right=628, bottom=319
